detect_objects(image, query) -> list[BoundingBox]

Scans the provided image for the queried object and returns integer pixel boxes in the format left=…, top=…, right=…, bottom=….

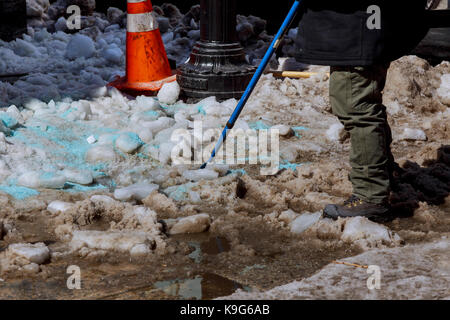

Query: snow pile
left=167, top=213, right=211, bottom=235
left=398, top=128, right=427, bottom=141
left=0, top=242, right=50, bottom=274
left=48, top=196, right=167, bottom=257
left=384, top=56, right=450, bottom=114
left=70, top=230, right=156, bottom=257
left=0, top=26, right=125, bottom=106
left=437, top=73, right=450, bottom=106
left=285, top=212, right=402, bottom=249
left=219, top=239, right=450, bottom=299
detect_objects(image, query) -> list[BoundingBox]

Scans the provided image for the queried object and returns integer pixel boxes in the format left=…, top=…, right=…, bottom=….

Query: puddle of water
left=154, top=272, right=250, bottom=300
left=155, top=276, right=203, bottom=300
left=201, top=236, right=230, bottom=255
left=186, top=236, right=231, bottom=264
left=172, top=233, right=231, bottom=264
left=188, top=242, right=202, bottom=264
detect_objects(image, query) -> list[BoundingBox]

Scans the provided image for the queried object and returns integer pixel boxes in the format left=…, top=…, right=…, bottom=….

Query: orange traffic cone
left=108, top=0, right=176, bottom=95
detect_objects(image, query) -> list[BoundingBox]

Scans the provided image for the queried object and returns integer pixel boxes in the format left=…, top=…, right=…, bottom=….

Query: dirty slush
left=0, top=1, right=449, bottom=300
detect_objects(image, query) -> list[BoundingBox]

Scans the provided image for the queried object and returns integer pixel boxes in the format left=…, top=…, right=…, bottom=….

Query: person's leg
left=324, top=64, right=393, bottom=220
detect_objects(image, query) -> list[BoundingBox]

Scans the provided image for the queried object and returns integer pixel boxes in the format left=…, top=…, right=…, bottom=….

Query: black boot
left=323, top=195, right=393, bottom=222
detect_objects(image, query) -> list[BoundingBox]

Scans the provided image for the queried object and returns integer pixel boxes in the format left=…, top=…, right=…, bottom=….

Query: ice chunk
left=97, top=134, right=116, bottom=146
left=47, top=200, right=73, bottom=214
left=103, top=46, right=123, bottom=64
left=70, top=230, right=155, bottom=253
left=65, top=34, right=96, bottom=60
left=17, top=171, right=66, bottom=189
left=90, top=195, right=116, bottom=204
left=13, top=39, right=39, bottom=57
left=159, top=141, right=177, bottom=165
left=326, top=123, right=345, bottom=142
left=17, top=171, right=40, bottom=189
left=115, top=132, right=143, bottom=154
left=114, top=183, right=159, bottom=201
left=182, top=169, right=219, bottom=182
left=62, top=168, right=93, bottom=185
left=23, top=263, right=40, bottom=273
left=8, top=242, right=50, bottom=264
left=157, top=81, right=181, bottom=105
left=290, top=212, right=322, bottom=234
left=38, top=172, right=66, bottom=189
left=130, top=244, right=151, bottom=256
left=0, top=112, right=19, bottom=128
left=134, top=95, right=160, bottom=111
left=24, top=98, right=47, bottom=111
left=140, top=117, right=175, bottom=134
left=169, top=214, right=211, bottom=235
left=162, top=31, right=174, bottom=44
left=132, top=127, right=153, bottom=144
left=271, top=124, right=294, bottom=137
left=6, top=105, right=24, bottom=125
left=341, top=217, right=401, bottom=245
left=86, top=146, right=117, bottom=163
left=86, top=135, right=97, bottom=144
left=279, top=209, right=299, bottom=225
left=64, top=100, right=92, bottom=121
left=437, top=74, right=450, bottom=106
left=399, top=128, right=427, bottom=141
left=33, top=28, right=51, bottom=42
left=55, top=17, right=67, bottom=32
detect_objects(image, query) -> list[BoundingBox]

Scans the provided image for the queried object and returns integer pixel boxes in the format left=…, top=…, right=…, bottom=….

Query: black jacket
left=294, top=0, right=429, bottom=66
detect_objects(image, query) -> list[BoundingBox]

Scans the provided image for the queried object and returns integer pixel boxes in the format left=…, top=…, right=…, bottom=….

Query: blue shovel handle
left=201, top=0, right=303, bottom=169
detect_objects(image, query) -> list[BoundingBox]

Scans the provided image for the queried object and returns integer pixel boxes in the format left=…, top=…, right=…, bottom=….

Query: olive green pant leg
left=329, top=65, right=391, bottom=204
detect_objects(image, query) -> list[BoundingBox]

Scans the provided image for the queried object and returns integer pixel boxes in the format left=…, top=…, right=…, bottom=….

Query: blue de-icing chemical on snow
left=3, top=116, right=120, bottom=199
left=279, top=161, right=304, bottom=171
left=249, top=121, right=270, bottom=130
left=292, top=126, right=309, bottom=138
left=0, top=185, right=40, bottom=200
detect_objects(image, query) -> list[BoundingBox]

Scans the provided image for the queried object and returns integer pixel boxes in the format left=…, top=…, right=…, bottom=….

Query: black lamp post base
left=177, top=0, right=256, bottom=102
left=178, top=41, right=256, bottom=101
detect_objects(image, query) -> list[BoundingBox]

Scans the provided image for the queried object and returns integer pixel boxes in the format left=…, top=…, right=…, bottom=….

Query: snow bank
left=219, top=239, right=450, bottom=299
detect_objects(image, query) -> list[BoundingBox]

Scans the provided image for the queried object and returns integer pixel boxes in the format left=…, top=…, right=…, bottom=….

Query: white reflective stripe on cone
left=127, top=0, right=147, bottom=3
left=127, top=12, right=159, bottom=32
